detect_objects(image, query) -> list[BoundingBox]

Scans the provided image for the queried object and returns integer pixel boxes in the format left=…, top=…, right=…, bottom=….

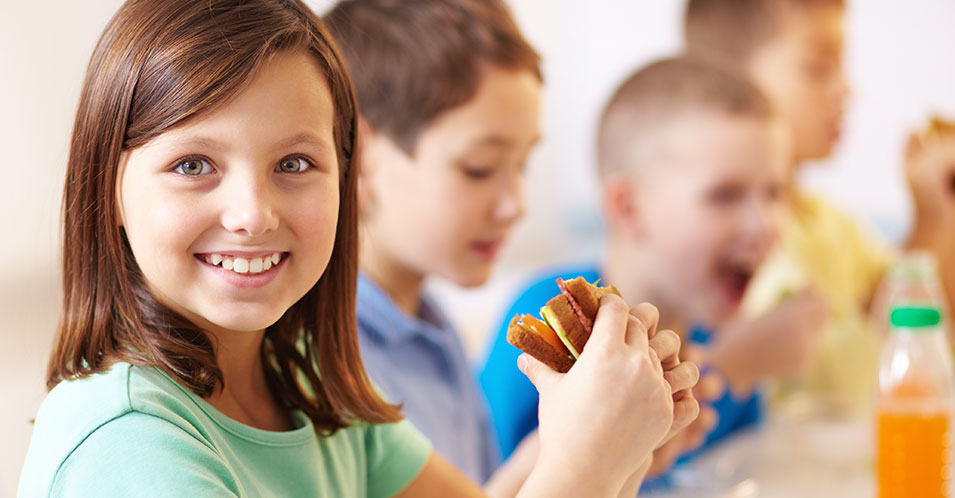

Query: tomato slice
left=522, top=315, right=572, bottom=357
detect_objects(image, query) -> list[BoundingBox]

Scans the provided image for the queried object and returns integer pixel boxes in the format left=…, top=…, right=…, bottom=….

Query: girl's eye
left=175, top=157, right=214, bottom=176
left=276, top=156, right=312, bottom=173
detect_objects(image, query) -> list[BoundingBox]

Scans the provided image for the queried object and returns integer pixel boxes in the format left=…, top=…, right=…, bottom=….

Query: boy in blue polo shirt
left=325, top=0, right=541, bottom=487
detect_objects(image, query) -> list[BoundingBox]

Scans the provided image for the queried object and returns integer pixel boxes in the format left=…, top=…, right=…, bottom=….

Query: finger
left=670, top=396, right=701, bottom=436
left=629, top=302, right=659, bottom=339
left=648, top=437, right=683, bottom=476
left=589, top=294, right=630, bottom=349
left=517, top=353, right=560, bottom=393
left=693, top=371, right=724, bottom=403
left=681, top=343, right=707, bottom=366
left=649, top=329, right=681, bottom=369
left=664, top=361, right=700, bottom=394
left=682, top=406, right=717, bottom=451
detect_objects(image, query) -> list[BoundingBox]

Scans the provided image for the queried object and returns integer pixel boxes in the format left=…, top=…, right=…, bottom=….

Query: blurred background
left=1, top=1, right=953, bottom=496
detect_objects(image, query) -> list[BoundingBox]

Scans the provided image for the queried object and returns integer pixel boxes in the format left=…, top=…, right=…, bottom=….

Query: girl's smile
left=196, top=251, right=288, bottom=289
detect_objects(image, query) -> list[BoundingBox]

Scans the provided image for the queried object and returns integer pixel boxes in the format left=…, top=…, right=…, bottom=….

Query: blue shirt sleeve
left=478, top=267, right=600, bottom=459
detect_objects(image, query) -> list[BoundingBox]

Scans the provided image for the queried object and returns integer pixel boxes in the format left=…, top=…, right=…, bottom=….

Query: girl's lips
left=195, top=253, right=287, bottom=289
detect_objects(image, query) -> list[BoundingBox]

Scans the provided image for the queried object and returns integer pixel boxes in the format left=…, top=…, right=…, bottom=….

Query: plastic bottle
left=877, top=251, right=952, bottom=342
left=876, top=306, right=955, bottom=498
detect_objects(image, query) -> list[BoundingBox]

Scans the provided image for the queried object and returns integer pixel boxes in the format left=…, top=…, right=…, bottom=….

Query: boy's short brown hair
left=597, top=56, right=772, bottom=178
left=325, top=0, right=541, bottom=155
left=684, top=0, right=845, bottom=67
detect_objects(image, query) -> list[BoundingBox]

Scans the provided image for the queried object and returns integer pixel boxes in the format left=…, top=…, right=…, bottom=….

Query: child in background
left=325, top=0, right=700, bottom=494
left=684, top=0, right=955, bottom=416
left=481, top=56, right=794, bottom=477
left=17, top=1, right=694, bottom=496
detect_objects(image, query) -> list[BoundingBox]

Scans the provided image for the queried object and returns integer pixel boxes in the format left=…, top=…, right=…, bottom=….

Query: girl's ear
left=114, top=152, right=129, bottom=227
left=601, top=173, right=646, bottom=239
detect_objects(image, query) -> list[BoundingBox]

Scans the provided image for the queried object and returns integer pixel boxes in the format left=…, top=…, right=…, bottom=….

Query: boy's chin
left=797, top=137, right=840, bottom=162
left=444, top=265, right=493, bottom=289
left=698, top=301, right=741, bottom=330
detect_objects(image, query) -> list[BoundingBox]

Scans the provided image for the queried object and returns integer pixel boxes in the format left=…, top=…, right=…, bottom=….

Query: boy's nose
left=220, top=175, right=280, bottom=237
left=493, top=171, right=525, bottom=224
left=743, top=197, right=777, bottom=242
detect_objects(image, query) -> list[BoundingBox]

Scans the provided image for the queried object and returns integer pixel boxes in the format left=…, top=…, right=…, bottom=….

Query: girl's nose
left=220, top=174, right=279, bottom=237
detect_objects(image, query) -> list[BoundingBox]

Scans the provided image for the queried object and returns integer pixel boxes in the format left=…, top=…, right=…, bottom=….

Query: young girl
left=18, top=0, right=684, bottom=496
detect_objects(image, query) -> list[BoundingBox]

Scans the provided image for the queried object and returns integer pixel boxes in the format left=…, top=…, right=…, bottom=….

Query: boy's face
left=747, top=3, right=848, bottom=163
left=631, top=112, right=787, bottom=326
left=361, top=66, right=541, bottom=287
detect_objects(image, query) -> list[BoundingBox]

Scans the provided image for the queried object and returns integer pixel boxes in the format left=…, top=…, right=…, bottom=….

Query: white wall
left=2, top=1, right=953, bottom=496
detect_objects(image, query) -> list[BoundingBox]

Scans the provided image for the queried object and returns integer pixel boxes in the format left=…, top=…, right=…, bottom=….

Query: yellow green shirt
left=742, top=191, right=894, bottom=416
left=18, top=362, right=431, bottom=497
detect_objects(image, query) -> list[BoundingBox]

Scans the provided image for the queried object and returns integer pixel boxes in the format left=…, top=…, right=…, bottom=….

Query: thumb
left=518, top=353, right=560, bottom=393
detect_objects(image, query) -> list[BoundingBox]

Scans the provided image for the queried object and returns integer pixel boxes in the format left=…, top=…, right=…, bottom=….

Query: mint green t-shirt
left=18, top=362, right=431, bottom=497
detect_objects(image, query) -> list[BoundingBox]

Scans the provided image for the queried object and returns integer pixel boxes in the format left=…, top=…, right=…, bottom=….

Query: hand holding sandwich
left=514, top=291, right=699, bottom=498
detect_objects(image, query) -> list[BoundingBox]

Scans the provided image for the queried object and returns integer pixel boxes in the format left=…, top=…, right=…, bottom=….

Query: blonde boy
left=685, top=0, right=955, bottom=415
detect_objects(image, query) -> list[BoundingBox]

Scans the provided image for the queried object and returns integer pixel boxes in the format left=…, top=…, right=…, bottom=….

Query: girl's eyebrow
left=277, top=132, right=333, bottom=152
left=159, top=132, right=333, bottom=154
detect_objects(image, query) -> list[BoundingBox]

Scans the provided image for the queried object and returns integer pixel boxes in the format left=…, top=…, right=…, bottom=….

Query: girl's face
left=117, top=51, right=341, bottom=336
left=361, top=66, right=541, bottom=287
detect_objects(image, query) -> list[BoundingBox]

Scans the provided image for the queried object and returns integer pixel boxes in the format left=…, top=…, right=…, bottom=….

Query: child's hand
left=905, top=124, right=955, bottom=227
left=711, top=288, right=828, bottom=394
left=642, top=318, right=700, bottom=444
left=646, top=343, right=718, bottom=478
left=518, top=295, right=674, bottom=496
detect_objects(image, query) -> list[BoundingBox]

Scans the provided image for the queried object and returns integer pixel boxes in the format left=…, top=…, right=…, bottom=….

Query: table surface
left=649, top=412, right=878, bottom=498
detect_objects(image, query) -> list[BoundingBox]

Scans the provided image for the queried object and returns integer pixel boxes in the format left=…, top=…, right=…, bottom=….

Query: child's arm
left=709, top=288, right=828, bottom=394
left=904, top=121, right=955, bottom=318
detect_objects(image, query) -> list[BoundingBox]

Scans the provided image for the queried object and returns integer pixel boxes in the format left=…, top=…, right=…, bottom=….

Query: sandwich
left=507, top=277, right=620, bottom=373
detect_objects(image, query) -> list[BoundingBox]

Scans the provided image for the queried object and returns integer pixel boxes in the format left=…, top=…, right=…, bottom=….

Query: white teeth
left=233, top=258, right=250, bottom=274
left=204, top=252, right=281, bottom=275
left=249, top=258, right=263, bottom=273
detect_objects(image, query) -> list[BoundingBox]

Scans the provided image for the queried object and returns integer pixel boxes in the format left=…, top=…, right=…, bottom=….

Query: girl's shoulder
left=19, top=362, right=233, bottom=497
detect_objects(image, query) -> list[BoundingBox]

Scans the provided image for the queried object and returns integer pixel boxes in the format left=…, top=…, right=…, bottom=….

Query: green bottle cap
left=890, top=306, right=942, bottom=328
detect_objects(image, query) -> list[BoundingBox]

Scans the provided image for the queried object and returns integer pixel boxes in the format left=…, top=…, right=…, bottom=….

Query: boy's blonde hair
left=597, top=56, right=772, bottom=178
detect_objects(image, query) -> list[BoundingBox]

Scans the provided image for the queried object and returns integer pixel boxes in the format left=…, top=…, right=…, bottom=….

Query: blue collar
left=356, top=272, right=452, bottom=345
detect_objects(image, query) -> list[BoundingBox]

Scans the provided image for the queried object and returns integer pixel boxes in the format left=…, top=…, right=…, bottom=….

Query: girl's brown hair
left=49, top=0, right=401, bottom=433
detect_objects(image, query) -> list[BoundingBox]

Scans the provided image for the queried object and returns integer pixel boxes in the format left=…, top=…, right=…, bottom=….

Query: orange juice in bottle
left=877, top=306, right=955, bottom=498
